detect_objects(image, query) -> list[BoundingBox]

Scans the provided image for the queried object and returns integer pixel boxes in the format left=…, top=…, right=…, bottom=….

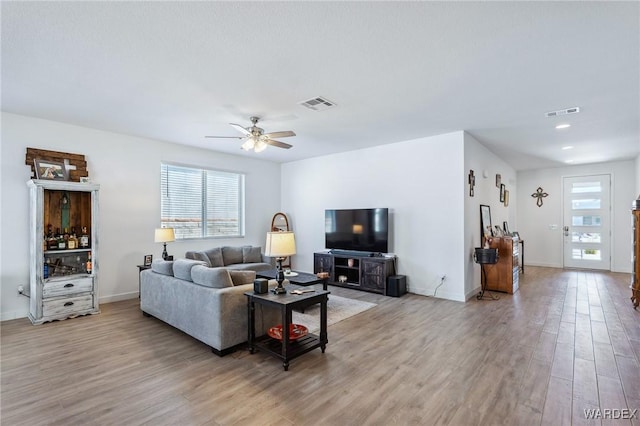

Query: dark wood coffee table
left=245, top=284, right=329, bottom=371
left=256, top=269, right=328, bottom=291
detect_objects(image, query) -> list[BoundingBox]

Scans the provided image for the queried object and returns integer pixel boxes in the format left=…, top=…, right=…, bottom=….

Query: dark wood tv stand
left=313, top=251, right=396, bottom=295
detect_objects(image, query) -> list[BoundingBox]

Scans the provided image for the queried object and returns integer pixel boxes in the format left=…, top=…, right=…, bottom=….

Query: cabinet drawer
left=43, top=295, right=94, bottom=318
left=43, top=277, right=93, bottom=298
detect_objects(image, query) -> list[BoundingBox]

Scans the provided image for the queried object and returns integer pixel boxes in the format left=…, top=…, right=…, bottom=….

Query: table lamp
left=264, top=231, right=296, bottom=294
left=155, top=228, right=175, bottom=260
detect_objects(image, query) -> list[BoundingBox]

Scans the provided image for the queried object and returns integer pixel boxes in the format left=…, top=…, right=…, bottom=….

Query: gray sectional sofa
left=185, top=245, right=274, bottom=271
left=140, top=246, right=279, bottom=356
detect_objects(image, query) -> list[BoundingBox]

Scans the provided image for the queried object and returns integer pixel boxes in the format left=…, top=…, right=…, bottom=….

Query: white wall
left=1, top=112, right=281, bottom=320
left=636, top=154, right=640, bottom=197
left=463, top=133, right=517, bottom=299
left=282, top=132, right=468, bottom=301
left=517, top=160, right=635, bottom=272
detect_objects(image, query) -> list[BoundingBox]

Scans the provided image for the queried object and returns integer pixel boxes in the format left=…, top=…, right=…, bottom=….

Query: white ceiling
left=2, top=1, right=638, bottom=170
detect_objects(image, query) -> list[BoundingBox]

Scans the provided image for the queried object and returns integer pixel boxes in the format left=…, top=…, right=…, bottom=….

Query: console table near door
left=245, top=285, right=329, bottom=371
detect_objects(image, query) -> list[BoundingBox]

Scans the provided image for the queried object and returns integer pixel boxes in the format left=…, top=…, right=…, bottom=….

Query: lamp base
left=272, top=285, right=287, bottom=295
left=272, top=258, right=287, bottom=295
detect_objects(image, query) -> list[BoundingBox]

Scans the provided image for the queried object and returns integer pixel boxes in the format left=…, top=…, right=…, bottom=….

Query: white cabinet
left=27, top=180, right=100, bottom=324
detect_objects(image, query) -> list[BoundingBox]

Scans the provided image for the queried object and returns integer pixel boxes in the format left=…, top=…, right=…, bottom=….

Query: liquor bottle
left=47, top=232, right=58, bottom=251
left=68, top=228, right=78, bottom=250
left=86, top=252, right=92, bottom=274
left=43, top=257, right=49, bottom=279
left=57, top=229, right=66, bottom=250
left=80, top=226, right=89, bottom=248
left=63, top=228, right=70, bottom=249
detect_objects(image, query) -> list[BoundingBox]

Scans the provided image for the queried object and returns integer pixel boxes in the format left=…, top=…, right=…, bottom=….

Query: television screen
left=325, top=208, right=389, bottom=253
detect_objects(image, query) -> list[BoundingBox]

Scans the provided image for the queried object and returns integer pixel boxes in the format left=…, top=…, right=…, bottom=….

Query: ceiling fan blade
left=204, top=136, right=244, bottom=139
left=230, top=123, right=251, bottom=136
left=263, top=130, right=296, bottom=139
left=264, top=139, right=292, bottom=149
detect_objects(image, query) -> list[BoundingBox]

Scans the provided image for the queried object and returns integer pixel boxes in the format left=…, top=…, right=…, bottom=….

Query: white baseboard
left=1, top=310, right=28, bottom=321
left=99, top=292, right=139, bottom=304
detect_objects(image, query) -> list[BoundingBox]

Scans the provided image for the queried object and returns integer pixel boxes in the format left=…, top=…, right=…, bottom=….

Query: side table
left=137, top=264, right=151, bottom=298
left=245, top=285, right=329, bottom=371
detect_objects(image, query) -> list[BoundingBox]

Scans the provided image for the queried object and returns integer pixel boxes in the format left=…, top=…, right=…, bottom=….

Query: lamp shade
left=154, top=228, right=175, bottom=243
left=264, top=231, right=296, bottom=257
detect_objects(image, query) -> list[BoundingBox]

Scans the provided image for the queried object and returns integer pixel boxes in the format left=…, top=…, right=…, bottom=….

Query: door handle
left=564, top=226, right=569, bottom=237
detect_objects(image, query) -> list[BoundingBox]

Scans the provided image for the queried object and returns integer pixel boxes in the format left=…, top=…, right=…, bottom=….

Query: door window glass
left=571, top=182, right=602, bottom=193
left=572, top=215, right=602, bottom=226
left=571, top=232, right=601, bottom=243
left=572, top=249, right=601, bottom=260
left=572, top=199, right=601, bottom=210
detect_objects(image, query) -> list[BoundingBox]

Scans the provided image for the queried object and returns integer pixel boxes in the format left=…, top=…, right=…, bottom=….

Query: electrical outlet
left=17, top=285, right=24, bottom=294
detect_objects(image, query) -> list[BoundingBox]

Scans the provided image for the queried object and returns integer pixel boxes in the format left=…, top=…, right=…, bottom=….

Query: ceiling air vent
left=545, top=106, right=580, bottom=118
left=299, top=96, right=336, bottom=111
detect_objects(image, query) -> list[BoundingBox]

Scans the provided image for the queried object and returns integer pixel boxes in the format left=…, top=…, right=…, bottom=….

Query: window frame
left=160, top=162, right=245, bottom=240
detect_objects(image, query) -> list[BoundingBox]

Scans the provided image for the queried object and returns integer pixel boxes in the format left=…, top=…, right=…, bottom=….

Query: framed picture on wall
left=500, top=184, right=506, bottom=202
left=34, top=158, right=68, bottom=181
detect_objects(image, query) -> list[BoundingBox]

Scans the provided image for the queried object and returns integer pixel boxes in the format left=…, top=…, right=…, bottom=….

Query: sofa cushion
left=173, top=259, right=207, bottom=281
left=229, top=270, right=256, bottom=286
left=185, top=251, right=211, bottom=266
left=222, top=246, right=243, bottom=265
left=202, top=247, right=224, bottom=267
left=191, top=265, right=234, bottom=288
left=151, top=259, right=174, bottom=276
left=242, top=246, right=262, bottom=263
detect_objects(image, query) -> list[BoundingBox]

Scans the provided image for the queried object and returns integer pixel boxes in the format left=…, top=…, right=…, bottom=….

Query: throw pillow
left=203, top=247, right=224, bottom=267
left=242, top=246, right=262, bottom=263
left=191, top=266, right=234, bottom=288
left=222, top=246, right=243, bottom=265
left=173, top=259, right=207, bottom=281
left=187, top=251, right=211, bottom=267
left=229, top=270, right=256, bottom=286
left=151, top=259, right=174, bottom=276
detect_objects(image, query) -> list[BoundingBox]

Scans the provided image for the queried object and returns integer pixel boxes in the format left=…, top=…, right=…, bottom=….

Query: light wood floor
left=2, top=267, right=639, bottom=425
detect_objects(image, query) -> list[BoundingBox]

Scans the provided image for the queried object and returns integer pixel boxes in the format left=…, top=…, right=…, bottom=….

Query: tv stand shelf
left=314, top=252, right=396, bottom=295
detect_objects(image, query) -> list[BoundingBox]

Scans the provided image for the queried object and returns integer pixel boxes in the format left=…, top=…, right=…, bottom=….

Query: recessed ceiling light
left=556, top=124, right=571, bottom=129
left=565, top=159, right=575, bottom=163
left=562, top=146, right=574, bottom=150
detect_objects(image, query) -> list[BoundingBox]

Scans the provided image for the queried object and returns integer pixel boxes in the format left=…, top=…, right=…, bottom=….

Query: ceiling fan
left=205, top=116, right=295, bottom=152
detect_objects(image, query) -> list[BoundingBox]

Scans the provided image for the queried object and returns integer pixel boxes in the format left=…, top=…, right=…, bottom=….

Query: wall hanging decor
left=532, top=187, right=548, bottom=207
left=500, top=184, right=505, bottom=202
left=495, top=174, right=501, bottom=187
left=26, top=148, right=88, bottom=182
left=468, top=170, right=475, bottom=197
left=504, top=189, right=509, bottom=207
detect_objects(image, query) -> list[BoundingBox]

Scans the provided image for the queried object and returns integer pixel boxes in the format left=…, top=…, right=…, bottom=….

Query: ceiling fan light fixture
left=254, top=139, right=268, bottom=152
left=241, top=137, right=256, bottom=151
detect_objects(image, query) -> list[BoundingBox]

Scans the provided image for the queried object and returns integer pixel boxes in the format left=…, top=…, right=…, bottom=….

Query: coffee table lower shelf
left=252, top=333, right=325, bottom=369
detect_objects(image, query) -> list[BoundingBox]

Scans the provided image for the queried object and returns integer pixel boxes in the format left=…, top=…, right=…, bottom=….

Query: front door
left=563, top=174, right=611, bottom=270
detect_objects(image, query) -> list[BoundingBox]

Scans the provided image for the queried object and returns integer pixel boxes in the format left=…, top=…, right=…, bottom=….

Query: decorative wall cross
left=531, top=187, right=548, bottom=207
left=468, top=170, right=475, bottom=196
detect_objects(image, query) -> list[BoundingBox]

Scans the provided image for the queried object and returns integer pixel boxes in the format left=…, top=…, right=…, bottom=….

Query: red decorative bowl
left=267, top=324, right=308, bottom=341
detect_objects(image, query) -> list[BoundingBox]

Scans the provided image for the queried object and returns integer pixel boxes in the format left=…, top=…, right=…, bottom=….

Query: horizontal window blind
left=161, top=163, right=244, bottom=239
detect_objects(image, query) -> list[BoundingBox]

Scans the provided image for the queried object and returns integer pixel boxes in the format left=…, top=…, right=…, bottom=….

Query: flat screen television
left=325, top=208, right=389, bottom=253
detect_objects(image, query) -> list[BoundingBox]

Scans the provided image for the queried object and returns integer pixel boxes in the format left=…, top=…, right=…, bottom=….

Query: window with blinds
left=161, top=163, right=245, bottom=239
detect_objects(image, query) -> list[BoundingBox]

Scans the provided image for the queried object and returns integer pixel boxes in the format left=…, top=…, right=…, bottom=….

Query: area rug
left=292, top=295, right=376, bottom=333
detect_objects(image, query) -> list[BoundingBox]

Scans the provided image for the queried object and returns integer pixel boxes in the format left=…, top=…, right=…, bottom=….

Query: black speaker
left=254, top=278, right=268, bottom=294
left=387, top=275, right=406, bottom=297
